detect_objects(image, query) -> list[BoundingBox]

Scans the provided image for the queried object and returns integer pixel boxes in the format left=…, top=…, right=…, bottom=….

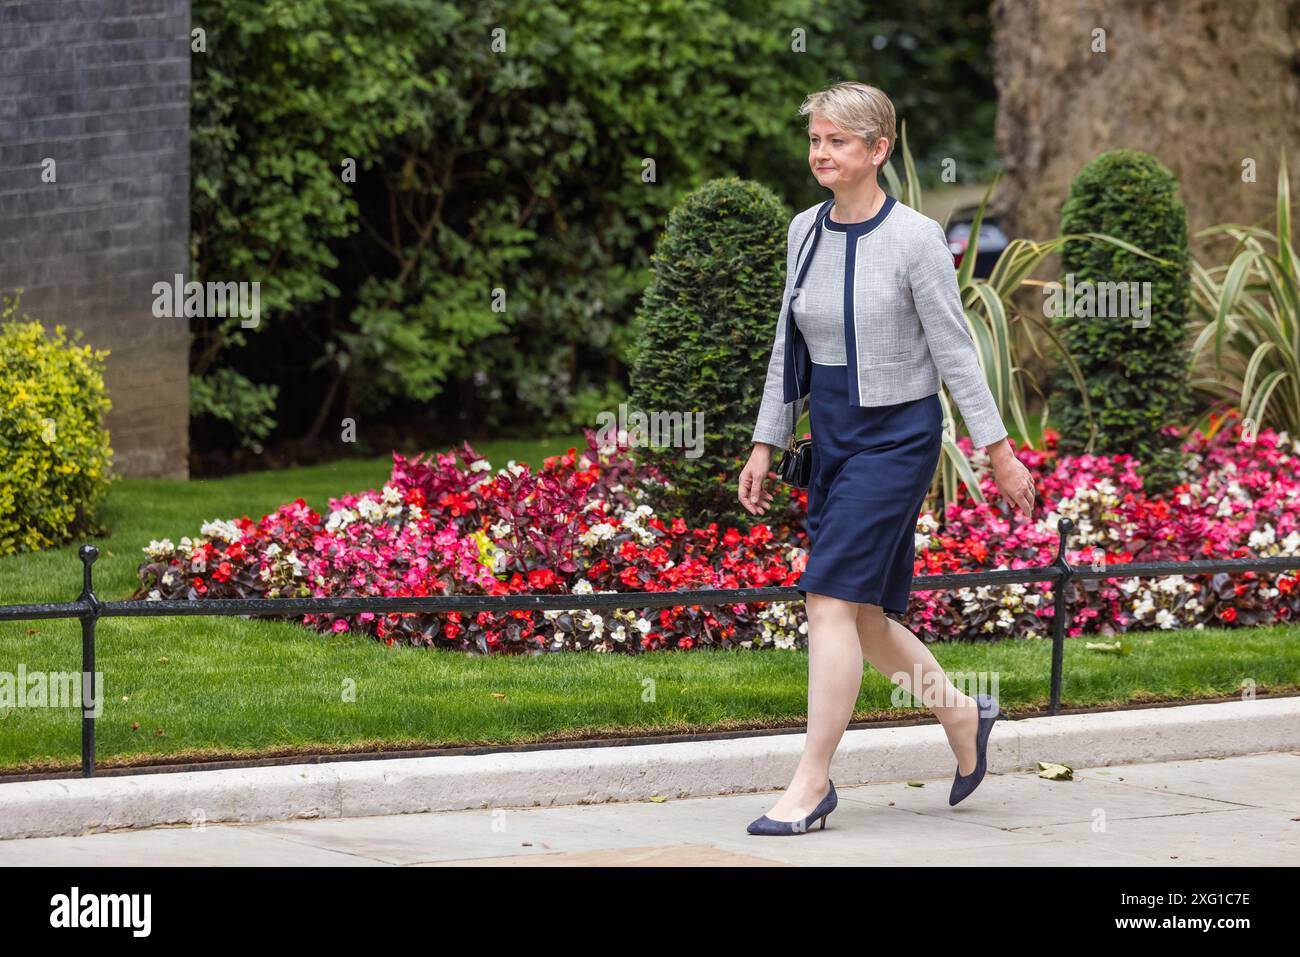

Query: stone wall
left=0, top=0, right=191, bottom=479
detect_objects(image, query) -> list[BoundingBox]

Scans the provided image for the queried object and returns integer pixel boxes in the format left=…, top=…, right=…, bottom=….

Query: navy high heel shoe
left=949, top=694, right=1007, bottom=806
left=747, top=779, right=837, bottom=835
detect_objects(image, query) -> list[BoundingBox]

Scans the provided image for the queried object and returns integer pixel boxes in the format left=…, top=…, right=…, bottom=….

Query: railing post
left=1047, top=518, right=1074, bottom=716
left=77, top=544, right=101, bottom=778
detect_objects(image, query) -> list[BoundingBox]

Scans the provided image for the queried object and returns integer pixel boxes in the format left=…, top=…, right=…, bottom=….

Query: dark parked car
left=944, top=205, right=1010, bottom=279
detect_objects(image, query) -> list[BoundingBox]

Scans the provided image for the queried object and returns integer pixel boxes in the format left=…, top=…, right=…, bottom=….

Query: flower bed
left=134, top=413, right=1300, bottom=652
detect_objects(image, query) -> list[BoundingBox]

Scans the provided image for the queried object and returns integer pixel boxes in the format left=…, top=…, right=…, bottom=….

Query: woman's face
left=808, top=113, right=884, bottom=189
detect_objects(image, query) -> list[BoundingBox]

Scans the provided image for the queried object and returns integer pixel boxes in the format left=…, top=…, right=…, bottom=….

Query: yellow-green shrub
left=0, top=298, right=114, bottom=556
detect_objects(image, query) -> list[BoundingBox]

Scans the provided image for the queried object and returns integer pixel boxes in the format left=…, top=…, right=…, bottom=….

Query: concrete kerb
left=1, top=696, right=1297, bottom=840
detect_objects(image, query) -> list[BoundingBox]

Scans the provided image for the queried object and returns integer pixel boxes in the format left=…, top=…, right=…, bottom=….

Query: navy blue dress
left=792, top=206, right=943, bottom=615
left=797, top=362, right=942, bottom=614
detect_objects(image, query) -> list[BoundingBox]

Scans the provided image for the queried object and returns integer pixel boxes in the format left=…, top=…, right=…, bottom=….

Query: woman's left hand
left=988, top=439, right=1036, bottom=515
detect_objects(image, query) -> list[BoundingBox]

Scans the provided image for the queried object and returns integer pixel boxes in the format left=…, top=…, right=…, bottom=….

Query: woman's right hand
left=739, top=445, right=777, bottom=516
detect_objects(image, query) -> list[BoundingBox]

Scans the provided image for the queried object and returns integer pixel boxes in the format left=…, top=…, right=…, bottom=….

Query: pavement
left=1, top=696, right=1298, bottom=865
left=0, top=750, right=1297, bottom=866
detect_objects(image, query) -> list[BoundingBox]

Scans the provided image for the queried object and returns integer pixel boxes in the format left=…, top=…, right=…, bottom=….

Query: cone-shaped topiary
left=1051, top=149, right=1192, bottom=494
left=627, top=177, right=795, bottom=531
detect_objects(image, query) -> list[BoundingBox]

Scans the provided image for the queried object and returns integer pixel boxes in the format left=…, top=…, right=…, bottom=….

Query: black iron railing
left=3, top=517, right=1298, bottom=777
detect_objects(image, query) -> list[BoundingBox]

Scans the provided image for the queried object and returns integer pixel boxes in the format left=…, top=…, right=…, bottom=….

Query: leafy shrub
left=0, top=298, right=114, bottom=555
left=1188, top=146, right=1299, bottom=439
left=190, top=0, right=1000, bottom=452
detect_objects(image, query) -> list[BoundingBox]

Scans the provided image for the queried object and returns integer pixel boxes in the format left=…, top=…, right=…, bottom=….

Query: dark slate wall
left=0, top=0, right=190, bottom=479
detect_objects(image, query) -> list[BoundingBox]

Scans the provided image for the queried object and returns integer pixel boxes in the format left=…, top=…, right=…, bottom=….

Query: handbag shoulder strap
left=786, top=200, right=833, bottom=443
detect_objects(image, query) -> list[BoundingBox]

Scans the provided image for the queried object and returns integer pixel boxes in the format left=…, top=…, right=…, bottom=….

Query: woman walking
left=737, top=81, right=1036, bottom=834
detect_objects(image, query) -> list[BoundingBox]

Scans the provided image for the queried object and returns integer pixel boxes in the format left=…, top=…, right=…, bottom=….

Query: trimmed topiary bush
left=0, top=297, right=114, bottom=556
left=1051, top=149, right=1193, bottom=494
left=627, top=177, right=794, bottom=531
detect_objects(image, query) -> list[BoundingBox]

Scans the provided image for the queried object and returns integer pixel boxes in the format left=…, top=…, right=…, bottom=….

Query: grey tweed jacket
left=751, top=195, right=1009, bottom=451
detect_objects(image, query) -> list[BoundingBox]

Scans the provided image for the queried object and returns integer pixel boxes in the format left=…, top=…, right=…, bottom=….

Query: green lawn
left=1, top=432, right=1296, bottom=774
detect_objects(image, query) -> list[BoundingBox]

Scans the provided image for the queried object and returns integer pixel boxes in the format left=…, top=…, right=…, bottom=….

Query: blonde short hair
left=799, top=81, right=897, bottom=165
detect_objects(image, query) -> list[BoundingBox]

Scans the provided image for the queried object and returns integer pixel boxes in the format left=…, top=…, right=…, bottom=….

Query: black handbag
left=776, top=395, right=812, bottom=488
left=777, top=431, right=813, bottom=488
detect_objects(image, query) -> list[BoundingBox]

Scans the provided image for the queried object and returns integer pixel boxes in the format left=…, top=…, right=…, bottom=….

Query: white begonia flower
left=1248, top=525, right=1276, bottom=549
left=572, top=579, right=594, bottom=595
left=579, top=523, right=617, bottom=547
left=325, top=508, right=358, bottom=533
left=142, top=538, right=175, bottom=559
left=356, top=497, right=384, bottom=521
left=147, top=589, right=161, bottom=601
left=200, top=519, right=244, bottom=543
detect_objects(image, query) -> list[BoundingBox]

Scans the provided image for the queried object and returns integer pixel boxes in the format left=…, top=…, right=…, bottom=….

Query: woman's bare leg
left=855, top=604, right=980, bottom=774
left=759, top=592, right=863, bottom=822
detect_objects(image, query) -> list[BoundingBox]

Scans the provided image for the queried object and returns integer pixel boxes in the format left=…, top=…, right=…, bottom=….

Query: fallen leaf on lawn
left=649, top=795, right=667, bottom=803
left=490, top=692, right=506, bottom=700
left=1084, top=640, right=1131, bottom=655
left=906, top=780, right=925, bottom=787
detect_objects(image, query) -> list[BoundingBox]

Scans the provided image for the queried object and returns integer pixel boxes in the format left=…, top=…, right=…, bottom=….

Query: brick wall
left=0, top=0, right=190, bottom=479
